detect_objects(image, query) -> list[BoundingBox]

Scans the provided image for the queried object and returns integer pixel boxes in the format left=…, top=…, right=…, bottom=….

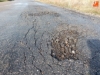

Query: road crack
left=23, top=52, right=27, bottom=70
left=24, top=19, right=36, bottom=42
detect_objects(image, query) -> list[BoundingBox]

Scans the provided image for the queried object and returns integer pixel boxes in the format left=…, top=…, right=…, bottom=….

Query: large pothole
left=51, top=29, right=81, bottom=61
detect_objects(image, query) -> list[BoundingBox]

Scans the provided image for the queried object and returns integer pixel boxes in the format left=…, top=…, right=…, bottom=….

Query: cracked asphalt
left=0, top=0, right=100, bottom=75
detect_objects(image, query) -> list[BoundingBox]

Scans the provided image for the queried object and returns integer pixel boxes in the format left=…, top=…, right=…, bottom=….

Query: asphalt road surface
left=0, top=0, right=100, bottom=75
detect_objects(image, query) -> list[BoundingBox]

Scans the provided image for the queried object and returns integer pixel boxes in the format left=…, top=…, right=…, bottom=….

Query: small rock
left=74, top=39, right=77, bottom=43
left=55, top=38, right=59, bottom=43
left=37, top=70, right=39, bottom=72
left=61, top=55, right=65, bottom=58
left=72, top=50, right=75, bottom=54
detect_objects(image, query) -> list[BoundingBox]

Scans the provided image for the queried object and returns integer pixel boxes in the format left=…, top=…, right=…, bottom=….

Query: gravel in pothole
left=51, top=29, right=81, bottom=61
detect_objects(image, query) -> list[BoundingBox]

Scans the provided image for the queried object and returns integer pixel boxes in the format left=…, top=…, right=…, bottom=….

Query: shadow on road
left=87, top=39, right=100, bottom=75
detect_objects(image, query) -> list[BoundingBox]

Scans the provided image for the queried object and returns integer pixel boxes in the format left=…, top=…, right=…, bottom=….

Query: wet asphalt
left=0, top=0, right=100, bottom=75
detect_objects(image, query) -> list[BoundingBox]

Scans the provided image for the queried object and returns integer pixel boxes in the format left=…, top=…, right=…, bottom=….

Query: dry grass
left=38, top=0, right=100, bottom=15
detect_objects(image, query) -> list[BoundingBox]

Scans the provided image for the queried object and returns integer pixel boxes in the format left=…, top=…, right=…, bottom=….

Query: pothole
left=28, top=11, right=60, bottom=17
left=51, top=29, right=81, bottom=61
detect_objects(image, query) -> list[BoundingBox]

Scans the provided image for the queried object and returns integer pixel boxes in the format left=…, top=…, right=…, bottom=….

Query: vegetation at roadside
left=38, top=0, right=100, bottom=15
left=0, top=0, right=7, bottom=2
left=0, top=0, right=13, bottom=2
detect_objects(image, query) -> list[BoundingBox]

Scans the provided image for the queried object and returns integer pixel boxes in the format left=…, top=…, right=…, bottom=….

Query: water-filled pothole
left=51, top=29, right=81, bottom=61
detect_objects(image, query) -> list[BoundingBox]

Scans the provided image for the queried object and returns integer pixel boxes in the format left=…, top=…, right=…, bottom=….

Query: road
left=0, top=0, right=100, bottom=75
